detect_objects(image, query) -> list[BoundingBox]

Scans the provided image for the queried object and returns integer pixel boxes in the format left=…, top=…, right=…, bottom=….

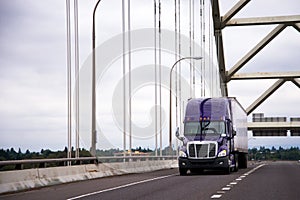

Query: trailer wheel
left=238, top=153, right=248, bottom=168
left=244, top=155, right=248, bottom=168
left=179, top=168, right=187, bottom=176
left=243, top=154, right=248, bottom=168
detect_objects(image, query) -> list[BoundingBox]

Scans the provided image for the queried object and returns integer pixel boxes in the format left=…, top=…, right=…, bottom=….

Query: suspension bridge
left=64, top=0, right=300, bottom=157
left=1, top=0, right=300, bottom=198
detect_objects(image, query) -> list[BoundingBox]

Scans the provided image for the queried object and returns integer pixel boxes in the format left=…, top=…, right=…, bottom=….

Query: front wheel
left=179, top=168, right=187, bottom=176
left=224, top=165, right=231, bottom=174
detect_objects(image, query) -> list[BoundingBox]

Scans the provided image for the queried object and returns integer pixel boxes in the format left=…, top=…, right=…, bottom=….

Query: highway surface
left=1, top=161, right=299, bottom=200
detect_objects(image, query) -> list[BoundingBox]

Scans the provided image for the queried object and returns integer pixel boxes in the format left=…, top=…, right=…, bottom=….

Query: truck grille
left=187, top=142, right=217, bottom=159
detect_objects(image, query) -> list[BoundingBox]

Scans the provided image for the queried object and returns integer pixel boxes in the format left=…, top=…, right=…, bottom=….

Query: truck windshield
left=184, top=121, right=226, bottom=136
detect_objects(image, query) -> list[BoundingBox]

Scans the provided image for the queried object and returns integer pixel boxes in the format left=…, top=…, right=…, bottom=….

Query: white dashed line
left=222, top=187, right=231, bottom=191
left=211, top=194, right=222, bottom=199
left=210, top=164, right=265, bottom=199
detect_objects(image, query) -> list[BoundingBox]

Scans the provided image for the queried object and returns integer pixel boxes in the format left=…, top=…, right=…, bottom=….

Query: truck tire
left=243, top=154, right=248, bottom=168
left=224, top=165, right=231, bottom=174
left=238, top=153, right=248, bottom=168
left=233, top=153, right=239, bottom=172
left=179, top=168, right=187, bottom=176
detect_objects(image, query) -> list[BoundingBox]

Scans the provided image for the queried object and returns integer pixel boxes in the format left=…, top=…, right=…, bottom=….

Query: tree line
left=248, top=146, right=300, bottom=161
left=0, top=146, right=155, bottom=161
left=0, top=147, right=92, bottom=161
left=1, top=146, right=299, bottom=161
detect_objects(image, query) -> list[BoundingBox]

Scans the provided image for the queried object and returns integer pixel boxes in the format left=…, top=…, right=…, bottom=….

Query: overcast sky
left=0, top=0, right=299, bottom=152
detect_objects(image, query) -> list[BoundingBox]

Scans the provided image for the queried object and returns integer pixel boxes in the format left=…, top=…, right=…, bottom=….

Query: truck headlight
left=179, top=150, right=187, bottom=157
left=218, top=150, right=227, bottom=157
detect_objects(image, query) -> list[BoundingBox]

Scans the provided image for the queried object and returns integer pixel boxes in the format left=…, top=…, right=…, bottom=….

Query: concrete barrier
left=0, top=168, right=39, bottom=194
left=0, top=160, right=178, bottom=194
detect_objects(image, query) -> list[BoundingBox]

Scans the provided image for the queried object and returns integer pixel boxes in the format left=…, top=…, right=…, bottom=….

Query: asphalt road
left=221, top=161, right=300, bottom=200
left=1, top=161, right=299, bottom=200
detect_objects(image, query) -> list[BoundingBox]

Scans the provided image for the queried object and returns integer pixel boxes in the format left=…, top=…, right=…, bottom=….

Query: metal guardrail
left=98, top=155, right=176, bottom=161
left=0, top=156, right=177, bottom=170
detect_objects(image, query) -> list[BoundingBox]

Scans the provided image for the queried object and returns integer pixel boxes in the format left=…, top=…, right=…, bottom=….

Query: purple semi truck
left=176, top=97, right=248, bottom=175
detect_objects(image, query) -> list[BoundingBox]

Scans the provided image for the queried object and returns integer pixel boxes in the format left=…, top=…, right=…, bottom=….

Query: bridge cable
left=178, top=0, right=182, bottom=138
left=202, top=0, right=206, bottom=97
left=192, top=0, right=195, bottom=98
left=158, top=0, right=162, bottom=156
left=74, top=0, right=80, bottom=158
left=208, top=0, right=212, bottom=95
left=189, top=0, right=192, bottom=98
left=66, top=0, right=72, bottom=163
left=122, top=0, right=126, bottom=157
left=174, top=0, right=178, bottom=128
left=200, top=0, right=203, bottom=97
left=154, top=0, right=158, bottom=157
left=209, top=2, right=215, bottom=95
left=127, top=0, right=132, bottom=156
left=174, top=0, right=178, bottom=156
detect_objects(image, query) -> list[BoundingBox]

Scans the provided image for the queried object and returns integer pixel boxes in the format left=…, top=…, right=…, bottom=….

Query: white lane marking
left=210, top=164, right=266, bottom=199
left=246, top=164, right=265, bottom=175
left=222, top=187, right=231, bottom=191
left=211, top=194, right=222, bottom=199
left=67, top=173, right=177, bottom=200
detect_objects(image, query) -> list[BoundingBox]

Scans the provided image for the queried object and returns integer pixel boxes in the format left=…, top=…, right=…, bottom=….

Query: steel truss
left=211, top=0, right=300, bottom=116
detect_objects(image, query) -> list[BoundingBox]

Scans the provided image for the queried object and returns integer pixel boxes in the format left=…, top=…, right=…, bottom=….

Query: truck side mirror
left=175, top=127, right=184, bottom=141
left=232, top=126, right=237, bottom=137
left=233, top=130, right=237, bottom=137
left=175, top=127, right=179, bottom=137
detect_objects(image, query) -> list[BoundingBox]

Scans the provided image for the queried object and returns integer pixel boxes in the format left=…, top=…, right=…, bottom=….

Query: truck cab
left=176, top=98, right=247, bottom=175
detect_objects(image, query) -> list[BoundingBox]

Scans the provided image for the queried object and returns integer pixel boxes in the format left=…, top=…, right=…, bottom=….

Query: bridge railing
left=0, top=156, right=177, bottom=171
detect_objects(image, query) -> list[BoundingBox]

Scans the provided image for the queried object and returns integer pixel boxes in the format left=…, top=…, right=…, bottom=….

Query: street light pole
left=91, top=0, right=102, bottom=156
left=169, top=56, right=202, bottom=154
